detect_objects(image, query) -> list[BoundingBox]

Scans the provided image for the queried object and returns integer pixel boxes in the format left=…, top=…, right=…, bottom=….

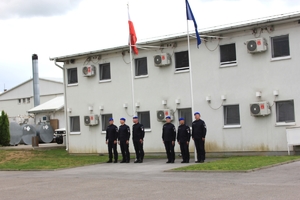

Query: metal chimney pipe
left=32, top=54, right=40, bottom=107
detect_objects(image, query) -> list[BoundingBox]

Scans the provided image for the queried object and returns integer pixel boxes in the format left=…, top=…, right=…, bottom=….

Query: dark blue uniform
left=106, top=124, right=118, bottom=162
left=118, top=124, right=130, bottom=163
left=132, top=123, right=145, bottom=162
left=162, top=123, right=176, bottom=163
left=192, top=119, right=207, bottom=162
left=177, top=124, right=191, bottom=163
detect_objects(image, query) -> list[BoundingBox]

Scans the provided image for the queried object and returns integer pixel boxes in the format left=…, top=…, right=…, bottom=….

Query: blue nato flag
left=186, top=0, right=201, bottom=48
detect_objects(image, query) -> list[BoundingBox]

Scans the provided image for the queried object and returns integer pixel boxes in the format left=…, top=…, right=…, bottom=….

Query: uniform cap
left=109, top=118, right=114, bottom=121
left=166, top=116, right=171, bottom=119
left=133, top=116, right=138, bottom=119
left=179, top=117, right=185, bottom=121
left=194, top=112, right=200, bottom=115
left=120, top=118, right=126, bottom=121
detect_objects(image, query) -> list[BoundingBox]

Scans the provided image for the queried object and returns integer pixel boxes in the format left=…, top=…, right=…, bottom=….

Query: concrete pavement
left=0, top=158, right=300, bottom=200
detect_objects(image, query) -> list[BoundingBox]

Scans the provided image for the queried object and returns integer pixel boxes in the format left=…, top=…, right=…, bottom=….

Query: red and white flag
left=128, top=7, right=138, bottom=55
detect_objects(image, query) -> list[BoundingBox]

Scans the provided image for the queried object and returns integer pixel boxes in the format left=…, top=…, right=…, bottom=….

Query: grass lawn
left=0, top=149, right=108, bottom=170
left=173, top=156, right=300, bottom=171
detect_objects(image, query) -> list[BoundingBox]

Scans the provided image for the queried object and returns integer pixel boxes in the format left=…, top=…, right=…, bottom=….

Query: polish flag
left=128, top=8, right=138, bottom=55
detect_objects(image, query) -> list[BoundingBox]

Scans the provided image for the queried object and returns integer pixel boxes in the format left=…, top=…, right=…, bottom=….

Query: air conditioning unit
left=156, top=109, right=174, bottom=122
left=84, top=115, right=99, bottom=126
left=246, top=38, right=267, bottom=53
left=154, top=53, right=171, bottom=67
left=250, top=101, right=271, bottom=116
left=82, top=65, right=96, bottom=77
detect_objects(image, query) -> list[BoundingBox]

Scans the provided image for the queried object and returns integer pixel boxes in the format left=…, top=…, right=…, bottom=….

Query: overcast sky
left=0, top=0, right=300, bottom=92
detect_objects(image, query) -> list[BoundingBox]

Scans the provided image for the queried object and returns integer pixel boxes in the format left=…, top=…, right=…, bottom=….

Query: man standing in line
left=118, top=118, right=130, bottom=163
left=132, top=116, right=145, bottom=163
left=192, top=112, right=207, bottom=163
left=106, top=118, right=118, bottom=163
left=177, top=117, right=191, bottom=163
left=162, top=116, right=176, bottom=163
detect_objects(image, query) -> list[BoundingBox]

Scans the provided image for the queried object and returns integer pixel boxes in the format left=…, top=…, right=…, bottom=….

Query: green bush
left=0, top=110, right=10, bottom=146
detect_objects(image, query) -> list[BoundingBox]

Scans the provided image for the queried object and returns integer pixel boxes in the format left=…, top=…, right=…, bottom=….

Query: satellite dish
left=247, top=40, right=257, bottom=51
left=250, top=104, right=260, bottom=115
left=154, top=55, right=162, bottom=65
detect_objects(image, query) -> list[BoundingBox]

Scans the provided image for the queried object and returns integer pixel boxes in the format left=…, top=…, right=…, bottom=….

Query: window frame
left=271, top=34, right=290, bottom=59
left=99, top=63, right=111, bottom=81
left=135, top=57, right=148, bottom=77
left=219, top=43, right=237, bottom=67
left=177, top=108, right=192, bottom=127
left=70, top=116, right=80, bottom=134
left=275, top=100, right=295, bottom=125
left=223, top=104, right=241, bottom=128
left=175, top=51, right=189, bottom=71
left=101, top=113, right=113, bottom=132
left=67, top=68, right=78, bottom=85
left=137, top=111, right=151, bottom=130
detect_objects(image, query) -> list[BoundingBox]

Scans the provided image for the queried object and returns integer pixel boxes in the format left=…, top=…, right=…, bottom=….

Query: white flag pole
left=186, top=16, right=197, bottom=163
left=128, top=4, right=136, bottom=117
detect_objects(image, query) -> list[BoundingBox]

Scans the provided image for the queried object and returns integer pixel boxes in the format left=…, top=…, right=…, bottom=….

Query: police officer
left=192, top=112, right=207, bottom=163
left=162, top=116, right=176, bottom=163
left=105, top=118, right=118, bottom=163
left=118, top=118, right=130, bottom=163
left=177, top=117, right=191, bottom=163
left=132, top=116, right=145, bottom=163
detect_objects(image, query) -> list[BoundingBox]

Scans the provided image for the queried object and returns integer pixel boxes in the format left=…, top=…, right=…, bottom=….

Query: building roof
left=0, top=77, right=63, bottom=97
left=27, top=96, right=64, bottom=113
left=50, top=11, right=300, bottom=62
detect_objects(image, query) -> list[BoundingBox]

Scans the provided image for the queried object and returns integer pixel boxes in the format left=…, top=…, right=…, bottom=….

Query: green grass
left=173, top=156, right=300, bottom=171
left=0, top=149, right=108, bottom=170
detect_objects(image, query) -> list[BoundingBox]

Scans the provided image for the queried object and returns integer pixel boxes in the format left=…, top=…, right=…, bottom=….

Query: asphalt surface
left=0, top=158, right=300, bottom=200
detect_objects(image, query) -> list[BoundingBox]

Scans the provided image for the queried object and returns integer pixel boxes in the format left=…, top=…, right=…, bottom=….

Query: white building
left=50, top=12, right=300, bottom=154
left=0, top=78, right=63, bottom=124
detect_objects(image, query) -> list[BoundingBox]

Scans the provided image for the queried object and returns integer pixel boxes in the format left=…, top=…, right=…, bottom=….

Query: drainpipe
left=54, top=59, right=69, bottom=152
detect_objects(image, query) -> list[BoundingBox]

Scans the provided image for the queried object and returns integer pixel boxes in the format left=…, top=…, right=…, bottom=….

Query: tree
left=0, top=110, right=10, bottom=146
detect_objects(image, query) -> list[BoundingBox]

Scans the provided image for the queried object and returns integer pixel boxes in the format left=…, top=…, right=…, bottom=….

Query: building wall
left=64, top=20, right=300, bottom=154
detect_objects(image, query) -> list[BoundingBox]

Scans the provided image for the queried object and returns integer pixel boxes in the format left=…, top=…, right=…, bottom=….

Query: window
left=175, top=51, right=189, bottom=71
left=99, top=63, right=111, bottom=81
left=220, top=43, right=237, bottom=66
left=177, top=108, right=192, bottom=127
left=70, top=116, right=80, bottom=132
left=271, top=35, right=290, bottom=58
left=18, top=99, right=21, bottom=104
left=224, top=105, right=240, bottom=125
left=101, top=114, right=113, bottom=132
left=67, top=68, right=78, bottom=84
left=22, top=98, right=26, bottom=103
left=276, top=100, right=295, bottom=123
left=27, top=98, right=30, bottom=103
left=137, top=111, right=151, bottom=129
left=135, top=57, right=148, bottom=76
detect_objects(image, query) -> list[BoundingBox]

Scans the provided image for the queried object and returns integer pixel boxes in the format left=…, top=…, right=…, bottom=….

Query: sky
left=0, top=0, right=300, bottom=92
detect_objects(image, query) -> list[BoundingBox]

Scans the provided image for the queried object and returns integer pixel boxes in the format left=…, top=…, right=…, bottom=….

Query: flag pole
left=128, top=4, right=136, bottom=117
left=186, top=10, right=197, bottom=163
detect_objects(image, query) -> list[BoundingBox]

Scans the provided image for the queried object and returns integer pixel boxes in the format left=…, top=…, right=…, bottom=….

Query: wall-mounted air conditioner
left=156, top=109, right=174, bottom=122
left=82, top=65, right=96, bottom=77
left=154, top=53, right=171, bottom=67
left=84, top=115, right=99, bottom=126
left=246, top=38, right=267, bottom=53
left=250, top=101, right=271, bottom=116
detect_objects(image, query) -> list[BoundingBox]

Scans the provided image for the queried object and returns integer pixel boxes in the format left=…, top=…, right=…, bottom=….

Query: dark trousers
left=108, top=141, right=118, bottom=161
left=194, top=138, right=205, bottom=161
left=133, top=141, right=144, bottom=161
left=164, top=141, right=175, bottom=162
left=180, top=142, right=190, bottom=162
left=120, top=140, right=130, bottom=162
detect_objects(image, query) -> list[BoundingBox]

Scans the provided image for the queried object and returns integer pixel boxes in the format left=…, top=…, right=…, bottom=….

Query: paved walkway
left=0, top=159, right=300, bottom=200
